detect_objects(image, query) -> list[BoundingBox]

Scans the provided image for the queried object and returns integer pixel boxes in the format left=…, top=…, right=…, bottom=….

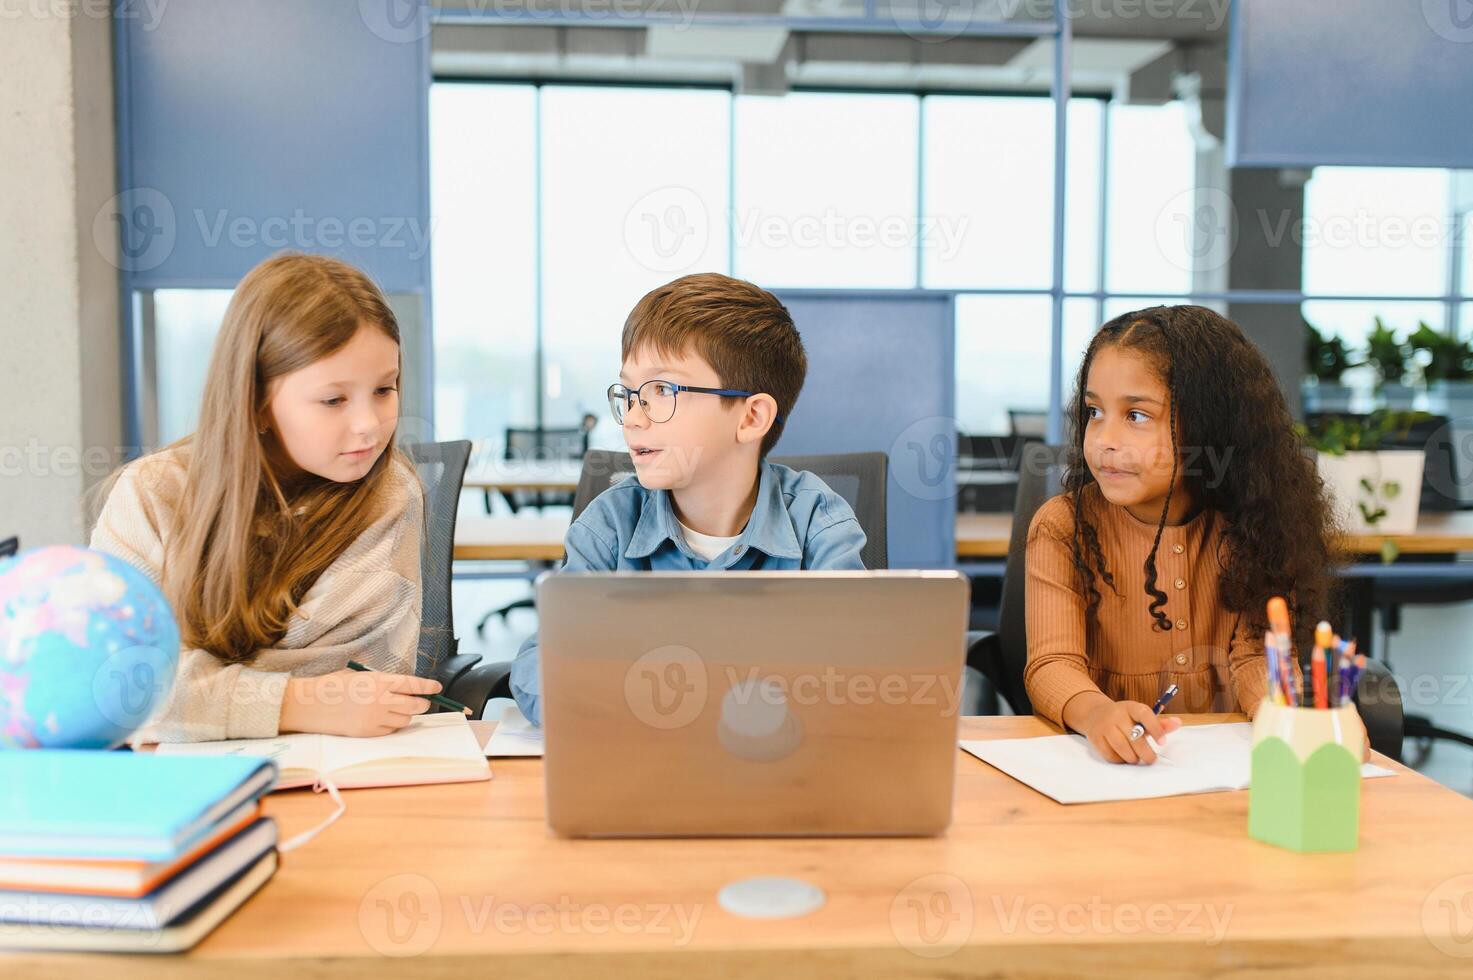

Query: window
left=539, top=86, right=731, bottom=428
left=734, top=92, right=919, bottom=289
left=429, top=83, right=538, bottom=443
left=921, top=96, right=1103, bottom=292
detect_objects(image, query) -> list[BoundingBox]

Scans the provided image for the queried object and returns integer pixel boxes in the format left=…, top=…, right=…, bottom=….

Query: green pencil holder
left=1248, top=699, right=1365, bottom=853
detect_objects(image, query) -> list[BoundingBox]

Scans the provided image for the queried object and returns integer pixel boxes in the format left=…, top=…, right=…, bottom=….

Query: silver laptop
left=539, top=571, right=970, bottom=838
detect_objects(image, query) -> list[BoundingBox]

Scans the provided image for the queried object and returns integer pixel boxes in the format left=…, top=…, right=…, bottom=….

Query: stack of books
left=0, top=750, right=279, bottom=952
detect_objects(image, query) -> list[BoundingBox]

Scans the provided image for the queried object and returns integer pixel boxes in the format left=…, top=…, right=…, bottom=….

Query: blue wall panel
left=115, top=0, right=431, bottom=292
left=1229, top=0, right=1473, bottom=169
left=776, top=292, right=956, bottom=570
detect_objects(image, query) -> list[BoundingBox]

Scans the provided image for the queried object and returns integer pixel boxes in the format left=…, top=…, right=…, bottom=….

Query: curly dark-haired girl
left=1023, top=305, right=1345, bottom=765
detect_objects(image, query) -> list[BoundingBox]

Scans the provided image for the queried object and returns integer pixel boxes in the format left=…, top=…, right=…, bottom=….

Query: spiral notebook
left=156, top=713, right=491, bottom=790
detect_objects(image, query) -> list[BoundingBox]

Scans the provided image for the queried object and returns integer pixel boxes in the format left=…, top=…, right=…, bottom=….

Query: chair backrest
left=1008, top=410, right=1049, bottom=439
left=571, top=450, right=890, bottom=569
left=0, top=536, right=17, bottom=560
left=504, top=426, right=588, bottom=461
left=405, top=440, right=472, bottom=676
left=995, top=442, right=1069, bottom=715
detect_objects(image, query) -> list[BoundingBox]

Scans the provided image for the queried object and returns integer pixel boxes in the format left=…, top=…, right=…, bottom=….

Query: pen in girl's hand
left=1128, top=683, right=1179, bottom=741
left=345, top=660, right=473, bottom=716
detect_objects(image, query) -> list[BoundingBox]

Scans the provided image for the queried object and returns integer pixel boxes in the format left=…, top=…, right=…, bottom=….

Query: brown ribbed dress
left=1024, top=483, right=1269, bottom=731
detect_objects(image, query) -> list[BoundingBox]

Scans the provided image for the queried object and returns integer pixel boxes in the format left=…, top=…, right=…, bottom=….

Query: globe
left=0, top=545, right=180, bottom=749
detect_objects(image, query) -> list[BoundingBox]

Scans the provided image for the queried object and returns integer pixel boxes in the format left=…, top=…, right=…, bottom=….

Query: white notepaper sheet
left=482, top=705, right=544, bottom=757
left=960, top=723, right=1395, bottom=804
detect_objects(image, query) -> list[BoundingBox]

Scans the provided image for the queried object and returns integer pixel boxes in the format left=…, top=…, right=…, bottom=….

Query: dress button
left=1175, top=619, right=1187, bottom=631
left=1172, top=544, right=1184, bottom=554
left=1174, top=578, right=1186, bottom=590
left=1175, top=652, right=1188, bottom=665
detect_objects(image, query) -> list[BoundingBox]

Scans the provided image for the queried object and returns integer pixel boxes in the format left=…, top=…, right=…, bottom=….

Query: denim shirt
left=509, top=460, right=867, bottom=725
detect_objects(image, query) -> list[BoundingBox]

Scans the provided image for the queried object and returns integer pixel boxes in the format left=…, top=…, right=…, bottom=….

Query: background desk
left=16, top=715, right=1471, bottom=977
left=457, top=511, right=1473, bottom=564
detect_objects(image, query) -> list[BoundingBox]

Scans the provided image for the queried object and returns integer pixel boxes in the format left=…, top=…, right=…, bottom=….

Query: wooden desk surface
left=956, top=511, right=1473, bottom=561
left=16, top=715, right=1473, bottom=977
left=458, top=510, right=1473, bottom=564
left=454, top=515, right=570, bottom=562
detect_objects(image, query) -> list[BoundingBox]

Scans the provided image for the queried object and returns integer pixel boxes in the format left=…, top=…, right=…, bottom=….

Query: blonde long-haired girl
left=92, top=253, right=441, bottom=743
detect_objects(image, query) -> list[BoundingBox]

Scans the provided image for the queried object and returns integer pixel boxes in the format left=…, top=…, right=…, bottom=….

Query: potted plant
left=1302, top=320, right=1356, bottom=412
left=1297, top=411, right=1428, bottom=538
left=1364, top=317, right=1416, bottom=409
left=1409, top=321, right=1473, bottom=418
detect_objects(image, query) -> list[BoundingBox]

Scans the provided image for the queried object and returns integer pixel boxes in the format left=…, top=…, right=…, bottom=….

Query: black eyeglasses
left=607, top=380, right=786, bottom=426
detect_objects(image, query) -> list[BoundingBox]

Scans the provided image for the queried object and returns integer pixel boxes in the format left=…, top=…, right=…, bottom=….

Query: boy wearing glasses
left=509, top=272, right=867, bottom=726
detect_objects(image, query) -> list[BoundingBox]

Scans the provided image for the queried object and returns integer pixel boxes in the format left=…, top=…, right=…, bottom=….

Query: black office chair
left=0, top=536, right=17, bottom=560
left=403, top=440, right=508, bottom=717
left=965, top=444, right=1406, bottom=760
left=493, top=426, right=587, bottom=515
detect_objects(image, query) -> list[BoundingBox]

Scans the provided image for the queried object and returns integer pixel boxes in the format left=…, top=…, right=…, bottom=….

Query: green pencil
left=345, top=660, right=473, bottom=716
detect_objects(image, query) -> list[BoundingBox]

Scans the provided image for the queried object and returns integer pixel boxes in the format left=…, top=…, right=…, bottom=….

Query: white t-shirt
left=678, top=519, right=743, bottom=562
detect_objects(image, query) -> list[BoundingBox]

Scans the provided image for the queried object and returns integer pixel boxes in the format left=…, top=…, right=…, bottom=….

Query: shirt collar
left=623, top=460, right=803, bottom=562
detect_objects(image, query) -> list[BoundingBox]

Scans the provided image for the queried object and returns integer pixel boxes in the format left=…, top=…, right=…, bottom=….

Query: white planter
left=1317, top=450, right=1425, bottom=534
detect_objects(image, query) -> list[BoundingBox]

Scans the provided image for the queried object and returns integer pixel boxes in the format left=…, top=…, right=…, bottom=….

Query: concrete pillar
left=0, top=3, right=122, bottom=546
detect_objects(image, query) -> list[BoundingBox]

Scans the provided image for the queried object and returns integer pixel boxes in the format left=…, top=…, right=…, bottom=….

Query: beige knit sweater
left=89, top=446, right=424, bottom=744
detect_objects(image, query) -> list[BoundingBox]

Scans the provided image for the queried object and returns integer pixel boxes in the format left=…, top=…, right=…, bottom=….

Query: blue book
left=0, top=751, right=277, bottom=861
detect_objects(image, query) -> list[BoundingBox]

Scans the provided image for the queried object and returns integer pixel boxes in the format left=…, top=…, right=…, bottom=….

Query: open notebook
left=156, top=714, right=491, bottom=790
left=961, top=722, right=1395, bottom=804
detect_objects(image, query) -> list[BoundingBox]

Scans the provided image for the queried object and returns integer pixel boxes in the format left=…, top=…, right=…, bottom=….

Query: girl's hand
left=279, top=669, right=442, bottom=737
left=1080, top=698, right=1184, bottom=765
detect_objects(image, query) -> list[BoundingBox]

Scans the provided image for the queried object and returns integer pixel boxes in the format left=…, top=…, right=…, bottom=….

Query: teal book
left=0, top=751, right=277, bottom=861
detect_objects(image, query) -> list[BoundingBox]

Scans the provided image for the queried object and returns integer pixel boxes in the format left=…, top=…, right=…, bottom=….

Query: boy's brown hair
left=621, top=273, right=806, bottom=457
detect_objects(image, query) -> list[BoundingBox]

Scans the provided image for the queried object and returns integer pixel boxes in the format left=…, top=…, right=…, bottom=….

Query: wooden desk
left=454, top=516, right=570, bottom=562
left=19, top=715, right=1472, bottom=977
left=955, top=510, right=1473, bottom=561
left=454, top=511, right=1473, bottom=565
